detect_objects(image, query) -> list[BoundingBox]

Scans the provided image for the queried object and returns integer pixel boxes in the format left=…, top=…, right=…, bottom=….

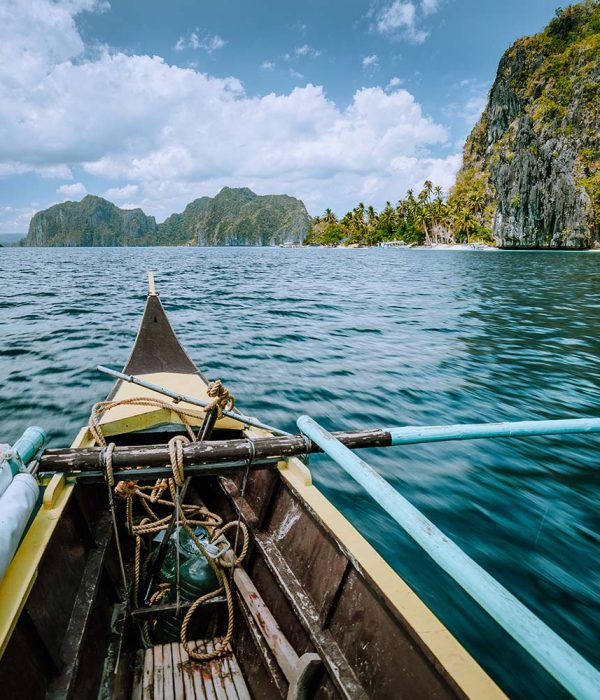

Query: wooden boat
left=0, top=277, right=505, bottom=699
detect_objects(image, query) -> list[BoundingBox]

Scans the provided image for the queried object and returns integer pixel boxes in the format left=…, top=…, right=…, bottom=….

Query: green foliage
left=454, top=1, right=600, bottom=245
left=307, top=179, right=494, bottom=247
left=22, top=188, right=312, bottom=247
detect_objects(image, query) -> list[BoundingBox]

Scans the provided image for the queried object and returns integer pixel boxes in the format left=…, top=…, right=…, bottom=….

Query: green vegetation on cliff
left=25, top=196, right=157, bottom=247
left=304, top=181, right=493, bottom=247
left=22, top=188, right=311, bottom=247
left=160, top=187, right=311, bottom=246
left=455, top=1, right=599, bottom=248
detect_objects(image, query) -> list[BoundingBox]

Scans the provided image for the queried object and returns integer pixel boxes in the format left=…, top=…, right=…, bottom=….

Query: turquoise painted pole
left=386, top=417, right=600, bottom=446
left=6, top=426, right=47, bottom=475
left=297, top=415, right=600, bottom=700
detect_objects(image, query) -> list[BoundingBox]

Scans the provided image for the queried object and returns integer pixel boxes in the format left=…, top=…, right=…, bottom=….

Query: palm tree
left=323, top=208, right=337, bottom=224
left=452, top=207, right=477, bottom=243
left=419, top=180, right=434, bottom=205
left=367, top=205, right=378, bottom=227
left=413, top=206, right=432, bottom=244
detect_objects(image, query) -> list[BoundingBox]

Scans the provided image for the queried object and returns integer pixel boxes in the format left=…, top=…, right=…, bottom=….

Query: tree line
left=304, top=177, right=494, bottom=247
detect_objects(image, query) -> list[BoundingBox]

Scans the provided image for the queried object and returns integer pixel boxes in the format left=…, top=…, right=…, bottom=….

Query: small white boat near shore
left=415, top=243, right=498, bottom=251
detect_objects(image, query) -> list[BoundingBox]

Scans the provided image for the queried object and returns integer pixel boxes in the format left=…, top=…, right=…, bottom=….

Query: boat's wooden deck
left=132, top=638, right=251, bottom=700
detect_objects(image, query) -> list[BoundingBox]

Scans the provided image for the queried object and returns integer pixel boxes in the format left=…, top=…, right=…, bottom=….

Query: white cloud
left=284, top=45, right=321, bottom=62
left=362, top=55, right=380, bottom=75
left=0, top=162, right=72, bottom=178
left=374, top=0, right=436, bottom=43
left=0, top=205, right=38, bottom=234
left=377, top=1, right=416, bottom=33
left=387, top=76, right=403, bottom=89
left=421, top=0, right=439, bottom=15
left=57, top=182, right=87, bottom=199
left=174, top=31, right=226, bottom=53
left=445, top=79, right=490, bottom=125
left=294, top=44, right=321, bottom=58
left=104, top=184, right=139, bottom=201
left=260, top=61, right=275, bottom=70
left=289, top=68, right=304, bottom=79
left=0, top=0, right=460, bottom=222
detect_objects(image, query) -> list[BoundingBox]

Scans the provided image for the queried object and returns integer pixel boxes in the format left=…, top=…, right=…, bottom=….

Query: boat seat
left=132, top=637, right=251, bottom=700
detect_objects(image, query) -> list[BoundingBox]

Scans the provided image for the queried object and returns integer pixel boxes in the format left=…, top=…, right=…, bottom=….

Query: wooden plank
left=179, top=642, right=197, bottom=700
left=223, top=649, right=251, bottom=700
left=131, top=649, right=145, bottom=700
left=233, top=567, right=298, bottom=680
left=154, top=644, right=165, bottom=700
left=190, top=641, right=217, bottom=700
left=235, top=591, right=288, bottom=697
left=218, top=647, right=239, bottom=700
left=248, top=555, right=312, bottom=660
left=163, top=642, right=175, bottom=700
left=98, top=601, right=130, bottom=700
left=265, top=486, right=348, bottom=624
left=171, top=643, right=185, bottom=700
left=329, top=568, right=464, bottom=699
left=204, top=639, right=229, bottom=700
left=46, top=511, right=113, bottom=699
left=142, top=649, right=154, bottom=700
left=255, top=533, right=368, bottom=700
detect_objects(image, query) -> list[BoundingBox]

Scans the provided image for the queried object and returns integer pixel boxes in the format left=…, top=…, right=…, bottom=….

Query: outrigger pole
left=40, top=416, right=600, bottom=476
left=298, top=415, right=600, bottom=700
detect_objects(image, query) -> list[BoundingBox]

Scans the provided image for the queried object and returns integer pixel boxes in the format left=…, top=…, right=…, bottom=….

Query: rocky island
left=455, top=2, right=599, bottom=248
left=306, top=2, right=599, bottom=249
left=22, top=187, right=311, bottom=247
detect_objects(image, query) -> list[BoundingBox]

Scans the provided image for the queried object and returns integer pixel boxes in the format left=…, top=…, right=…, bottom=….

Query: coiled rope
left=90, top=389, right=249, bottom=660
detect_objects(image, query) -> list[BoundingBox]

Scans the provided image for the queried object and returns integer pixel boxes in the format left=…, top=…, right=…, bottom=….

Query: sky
left=0, top=0, right=564, bottom=232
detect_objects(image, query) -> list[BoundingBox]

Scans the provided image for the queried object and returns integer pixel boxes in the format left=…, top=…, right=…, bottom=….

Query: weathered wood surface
left=130, top=596, right=226, bottom=622
left=46, top=511, right=113, bottom=700
left=234, top=566, right=321, bottom=691
left=38, top=429, right=392, bottom=471
left=132, top=638, right=251, bottom=700
left=47, top=458, right=281, bottom=484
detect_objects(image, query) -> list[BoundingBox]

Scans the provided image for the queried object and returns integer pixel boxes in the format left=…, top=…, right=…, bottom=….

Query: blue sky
left=0, top=0, right=562, bottom=232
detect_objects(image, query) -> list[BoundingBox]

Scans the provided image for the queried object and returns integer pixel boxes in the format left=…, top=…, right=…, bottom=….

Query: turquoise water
left=1, top=246, right=599, bottom=697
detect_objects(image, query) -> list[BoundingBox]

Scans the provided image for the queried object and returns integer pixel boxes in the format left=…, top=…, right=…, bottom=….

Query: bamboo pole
left=38, top=416, right=600, bottom=474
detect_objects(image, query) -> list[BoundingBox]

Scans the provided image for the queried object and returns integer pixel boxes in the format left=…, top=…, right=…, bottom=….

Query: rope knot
left=101, top=442, right=116, bottom=487
left=115, top=479, right=138, bottom=499
left=205, top=379, right=235, bottom=417
left=168, top=434, right=190, bottom=486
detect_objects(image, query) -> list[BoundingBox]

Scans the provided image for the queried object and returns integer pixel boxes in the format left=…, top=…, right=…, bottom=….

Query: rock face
left=455, top=3, right=599, bottom=248
left=23, top=188, right=311, bottom=247
left=159, top=187, right=311, bottom=246
left=24, top=195, right=158, bottom=247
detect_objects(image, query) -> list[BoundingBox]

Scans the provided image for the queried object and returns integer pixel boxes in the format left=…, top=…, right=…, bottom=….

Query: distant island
left=21, top=187, right=311, bottom=247
left=0, top=234, right=26, bottom=246
left=308, top=3, right=599, bottom=249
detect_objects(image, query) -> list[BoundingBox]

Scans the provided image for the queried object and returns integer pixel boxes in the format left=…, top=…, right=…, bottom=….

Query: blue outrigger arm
left=297, top=415, right=600, bottom=700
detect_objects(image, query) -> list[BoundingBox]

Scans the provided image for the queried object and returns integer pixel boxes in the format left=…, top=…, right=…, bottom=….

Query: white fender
left=0, top=473, right=39, bottom=583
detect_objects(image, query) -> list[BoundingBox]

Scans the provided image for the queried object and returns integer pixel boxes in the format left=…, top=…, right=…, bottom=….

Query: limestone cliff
left=159, top=187, right=311, bottom=246
left=23, top=196, right=158, bottom=247
left=23, top=188, right=311, bottom=247
left=455, top=2, right=599, bottom=248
